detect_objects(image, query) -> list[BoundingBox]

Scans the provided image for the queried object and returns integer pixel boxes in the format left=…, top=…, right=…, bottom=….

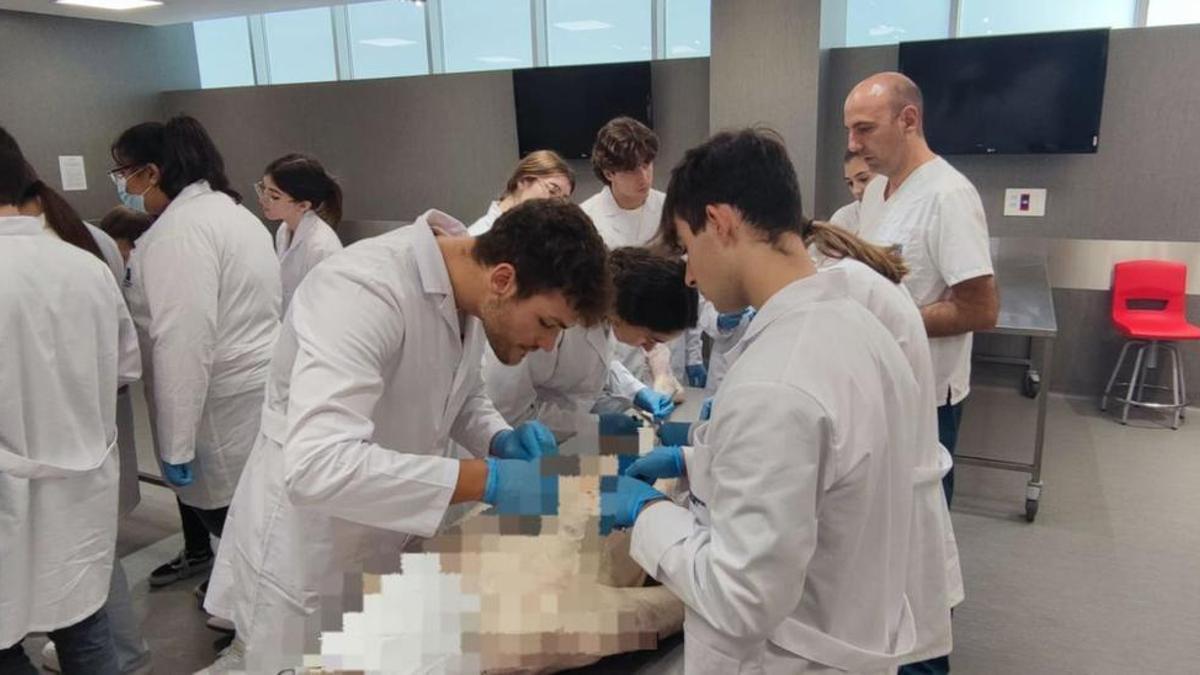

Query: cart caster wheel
left=1024, top=499, right=1039, bottom=522
left=1022, top=370, right=1040, bottom=399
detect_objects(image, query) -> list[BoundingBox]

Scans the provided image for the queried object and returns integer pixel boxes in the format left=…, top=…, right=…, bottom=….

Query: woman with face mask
left=468, top=149, right=574, bottom=236
left=108, top=115, right=281, bottom=558
left=257, top=154, right=344, bottom=314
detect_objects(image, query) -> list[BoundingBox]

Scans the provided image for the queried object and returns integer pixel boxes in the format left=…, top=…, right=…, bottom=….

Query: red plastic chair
left=1101, top=260, right=1200, bottom=428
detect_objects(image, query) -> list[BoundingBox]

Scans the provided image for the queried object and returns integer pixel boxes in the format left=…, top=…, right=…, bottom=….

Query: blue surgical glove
left=600, top=474, right=667, bottom=535
left=490, top=420, right=557, bottom=460
left=699, top=397, right=714, bottom=421
left=657, top=421, right=691, bottom=447
left=717, top=307, right=754, bottom=332
left=482, top=457, right=558, bottom=516
left=598, top=413, right=642, bottom=436
left=686, top=363, right=708, bottom=388
left=624, top=446, right=685, bottom=485
left=634, top=387, right=675, bottom=421
left=162, top=461, right=194, bottom=487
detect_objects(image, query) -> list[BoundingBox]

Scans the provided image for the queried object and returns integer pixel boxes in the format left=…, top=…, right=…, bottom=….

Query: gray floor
left=22, top=384, right=1200, bottom=674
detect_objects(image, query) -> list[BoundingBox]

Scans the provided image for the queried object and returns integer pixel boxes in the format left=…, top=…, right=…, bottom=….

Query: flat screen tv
left=898, top=29, right=1109, bottom=154
left=512, top=61, right=652, bottom=159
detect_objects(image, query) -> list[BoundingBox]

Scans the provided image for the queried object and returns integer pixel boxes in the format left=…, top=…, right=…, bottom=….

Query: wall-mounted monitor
left=898, top=29, right=1109, bottom=154
left=512, top=61, right=652, bottom=159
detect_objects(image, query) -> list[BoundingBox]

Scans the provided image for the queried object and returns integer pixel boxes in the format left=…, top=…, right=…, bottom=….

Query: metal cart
left=960, top=239, right=1058, bottom=522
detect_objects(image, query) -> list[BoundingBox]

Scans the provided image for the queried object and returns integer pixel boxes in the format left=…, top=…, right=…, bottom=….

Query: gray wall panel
left=0, top=10, right=199, bottom=219
left=710, top=0, right=822, bottom=202
left=815, top=25, right=1200, bottom=244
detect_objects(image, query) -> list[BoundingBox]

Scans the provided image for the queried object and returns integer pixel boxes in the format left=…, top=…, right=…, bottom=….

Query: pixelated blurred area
left=312, top=451, right=686, bottom=674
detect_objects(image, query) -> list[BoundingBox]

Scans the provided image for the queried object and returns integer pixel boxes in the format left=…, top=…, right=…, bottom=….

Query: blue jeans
left=899, top=396, right=965, bottom=675
left=0, top=608, right=118, bottom=675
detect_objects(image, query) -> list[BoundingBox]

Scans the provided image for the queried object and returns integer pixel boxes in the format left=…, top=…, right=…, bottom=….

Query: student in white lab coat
left=827, top=149, right=876, bottom=235
left=602, top=129, right=934, bottom=674
left=482, top=247, right=699, bottom=440
left=581, top=116, right=704, bottom=406
left=109, top=115, right=281, bottom=543
left=202, top=199, right=610, bottom=672
left=0, top=129, right=141, bottom=674
left=257, top=153, right=344, bottom=314
left=32, top=202, right=155, bottom=674
left=468, top=149, right=574, bottom=235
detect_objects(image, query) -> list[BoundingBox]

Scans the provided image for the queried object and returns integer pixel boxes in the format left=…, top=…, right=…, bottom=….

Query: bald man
left=845, top=71, right=996, bottom=675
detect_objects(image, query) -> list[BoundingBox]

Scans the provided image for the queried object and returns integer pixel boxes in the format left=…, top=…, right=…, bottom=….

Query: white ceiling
left=0, top=0, right=389, bottom=26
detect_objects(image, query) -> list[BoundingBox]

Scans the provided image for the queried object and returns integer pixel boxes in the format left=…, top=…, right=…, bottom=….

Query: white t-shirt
left=858, top=157, right=993, bottom=405
left=828, top=200, right=861, bottom=235
left=579, top=186, right=665, bottom=249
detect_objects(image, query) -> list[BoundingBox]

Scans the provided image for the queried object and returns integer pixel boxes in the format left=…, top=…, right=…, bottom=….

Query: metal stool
left=1101, top=340, right=1187, bottom=428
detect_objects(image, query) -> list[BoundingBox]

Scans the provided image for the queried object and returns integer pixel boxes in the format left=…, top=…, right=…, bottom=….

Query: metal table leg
left=1025, top=336, right=1054, bottom=522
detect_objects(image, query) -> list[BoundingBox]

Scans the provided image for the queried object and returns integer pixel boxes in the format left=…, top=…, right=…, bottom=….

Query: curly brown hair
left=590, top=116, right=659, bottom=186
left=473, top=198, right=611, bottom=326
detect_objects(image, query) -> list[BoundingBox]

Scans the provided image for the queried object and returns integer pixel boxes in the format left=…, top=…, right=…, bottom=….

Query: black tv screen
left=512, top=61, right=652, bottom=159
left=898, top=29, right=1109, bottom=154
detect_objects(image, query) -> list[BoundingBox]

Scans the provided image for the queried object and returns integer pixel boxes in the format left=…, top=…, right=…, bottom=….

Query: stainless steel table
left=961, top=238, right=1059, bottom=522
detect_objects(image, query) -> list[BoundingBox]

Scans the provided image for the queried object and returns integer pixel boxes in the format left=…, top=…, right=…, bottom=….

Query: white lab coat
left=481, top=324, right=646, bottom=440
left=204, top=211, right=511, bottom=671
left=828, top=200, right=862, bottom=235
left=125, top=180, right=281, bottom=509
left=630, top=268, right=923, bottom=674
left=467, top=200, right=503, bottom=236
left=276, top=210, right=343, bottom=314
left=823, top=258, right=962, bottom=663
left=0, top=215, right=141, bottom=648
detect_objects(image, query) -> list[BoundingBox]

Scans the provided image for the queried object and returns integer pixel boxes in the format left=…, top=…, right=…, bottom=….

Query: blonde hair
left=805, top=220, right=908, bottom=284
left=502, top=150, right=575, bottom=198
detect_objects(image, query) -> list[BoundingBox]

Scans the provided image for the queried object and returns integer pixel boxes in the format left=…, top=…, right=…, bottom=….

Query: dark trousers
left=191, top=504, right=229, bottom=539
left=179, top=497, right=212, bottom=556
left=899, top=396, right=965, bottom=675
left=0, top=608, right=118, bottom=675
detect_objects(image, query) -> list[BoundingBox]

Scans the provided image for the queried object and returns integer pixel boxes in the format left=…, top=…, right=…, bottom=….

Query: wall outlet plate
left=1004, top=188, right=1047, bottom=217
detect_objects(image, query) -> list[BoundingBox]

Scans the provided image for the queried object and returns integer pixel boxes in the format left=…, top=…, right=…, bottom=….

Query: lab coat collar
left=410, top=209, right=470, bottom=334
left=277, top=210, right=324, bottom=257
left=0, top=215, right=45, bottom=237
left=739, top=266, right=850, bottom=347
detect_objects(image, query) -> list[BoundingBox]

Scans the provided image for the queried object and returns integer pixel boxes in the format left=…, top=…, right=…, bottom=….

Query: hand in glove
left=482, top=457, right=558, bottom=516
left=634, top=387, right=675, bottom=421
left=686, top=363, right=708, bottom=388
left=600, top=474, right=667, bottom=534
left=490, top=420, right=557, bottom=460
left=624, top=445, right=685, bottom=485
left=162, top=461, right=194, bottom=487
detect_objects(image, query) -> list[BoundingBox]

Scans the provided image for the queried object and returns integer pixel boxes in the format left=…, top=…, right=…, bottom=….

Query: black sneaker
left=149, top=548, right=213, bottom=587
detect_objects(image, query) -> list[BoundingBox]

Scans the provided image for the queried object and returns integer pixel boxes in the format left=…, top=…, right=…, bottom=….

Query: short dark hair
left=473, top=198, right=610, bottom=326
left=591, top=117, right=659, bottom=186
left=658, top=128, right=805, bottom=252
left=99, top=206, right=156, bottom=243
left=609, top=247, right=697, bottom=333
left=112, top=115, right=241, bottom=203
left=264, top=153, right=344, bottom=225
left=843, top=149, right=860, bottom=163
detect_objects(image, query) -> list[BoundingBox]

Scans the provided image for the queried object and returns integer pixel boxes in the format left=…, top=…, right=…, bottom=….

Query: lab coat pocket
left=685, top=632, right=765, bottom=675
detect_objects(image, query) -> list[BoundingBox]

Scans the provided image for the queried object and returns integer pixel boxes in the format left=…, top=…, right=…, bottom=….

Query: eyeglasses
left=254, top=180, right=292, bottom=204
left=108, top=165, right=146, bottom=185
left=538, top=178, right=567, bottom=198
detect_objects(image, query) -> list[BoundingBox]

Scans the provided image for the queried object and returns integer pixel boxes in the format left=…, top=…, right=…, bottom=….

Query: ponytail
left=30, top=181, right=105, bottom=262
left=161, top=115, right=240, bottom=202
left=804, top=220, right=908, bottom=284
left=263, top=153, right=343, bottom=226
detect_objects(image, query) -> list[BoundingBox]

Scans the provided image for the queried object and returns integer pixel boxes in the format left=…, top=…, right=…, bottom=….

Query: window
left=958, top=0, right=1135, bottom=37
left=547, top=0, right=652, bottom=66
left=1147, top=0, right=1200, bottom=26
left=193, top=16, right=254, bottom=88
left=664, top=0, right=710, bottom=58
left=845, top=0, right=950, bottom=46
left=346, top=0, right=429, bottom=79
left=441, top=0, right=532, bottom=73
left=263, top=7, right=338, bottom=84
